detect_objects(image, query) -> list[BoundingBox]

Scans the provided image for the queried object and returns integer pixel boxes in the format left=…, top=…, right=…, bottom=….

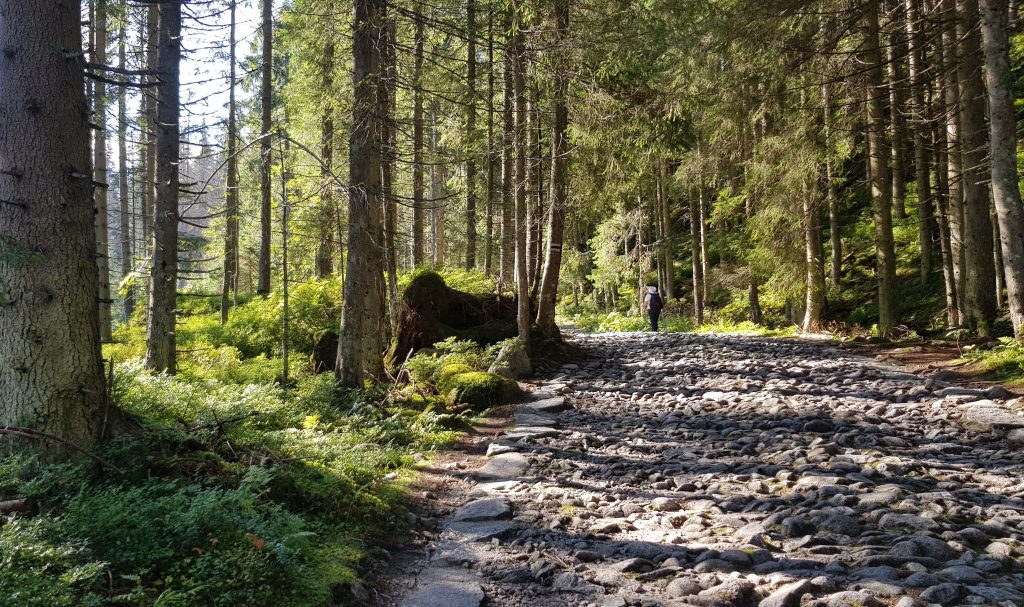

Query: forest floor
left=374, top=331, right=1024, bottom=607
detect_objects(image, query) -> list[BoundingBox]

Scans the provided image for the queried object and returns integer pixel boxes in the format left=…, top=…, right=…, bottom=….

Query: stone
left=551, top=571, right=601, bottom=593
left=822, top=591, right=882, bottom=607
left=965, top=585, right=1024, bottom=604
left=919, top=583, right=962, bottom=606
left=430, top=541, right=479, bottom=566
left=696, top=579, right=758, bottom=607
left=666, top=577, right=701, bottom=597
left=651, top=497, right=681, bottom=511
left=609, top=557, right=655, bottom=573
left=446, top=521, right=518, bottom=542
left=961, top=402, right=1024, bottom=431
left=889, top=537, right=958, bottom=561
left=488, top=341, right=532, bottom=379
left=452, top=497, right=512, bottom=522
left=525, top=396, right=567, bottom=413
left=476, top=453, right=530, bottom=480
left=878, top=512, right=939, bottom=532
left=758, top=580, right=812, bottom=607
left=401, top=568, right=485, bottom=607
left=938, top=565, right=983, bottom=584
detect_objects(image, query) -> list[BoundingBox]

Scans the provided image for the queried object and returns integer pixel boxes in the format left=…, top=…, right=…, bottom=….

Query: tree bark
left=429, top=99, right=447, bottom=266
left=888, top=0, right=909, bottom=220
left=0, top=0, right=109, bottom=445
left=412, top=12, right=425, bottom=266
left=221, top=0, right=239, bottom=324
left=484, top=5, right=495, bottom=276
left=941, top=1, right=967, bottom=323
left=980, top=0, right=1024, bottom=337
left=145, top=0, right=181, bottom=374
left=956, top=0, right=997, bottom=336
left=93, top=0, right=112, bottom=341
left=117, top=7, right=134, bottom=322
left=933, top=86, right=961, bottom=326
left=536, top=0, right=570, bottom=337
left=382, top=19, right=399, bottom=332
left=500, top=12, right=515, bottom=288
left=336, top=0, right=388, bottom=387
left=690, top=191, right=705, bottom=325
left=802, top=180, right=826, bottom=332
left=512, top=4, right=531, bottom=347
left=823, top=85, right=842, bottom=286
left=907, top=0, right=934, bottom=280
left=863, top=0, right=898, bottom=338
left=257, top=0, right=273, bottom=296
left=315, top=38, right=335, bottom=278
left=144, top=5, right=157, bottom=262
left=465, top=0, right=478, bottom=269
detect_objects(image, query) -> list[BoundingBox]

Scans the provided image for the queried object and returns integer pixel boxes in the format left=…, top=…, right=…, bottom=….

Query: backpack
left=648, top=293, right=663, bottom=313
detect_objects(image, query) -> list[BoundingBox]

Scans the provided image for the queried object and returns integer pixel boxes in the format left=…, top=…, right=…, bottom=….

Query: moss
left=437, top=363, right=475, bottom=386
left=440, top=372, right=521, bottom=410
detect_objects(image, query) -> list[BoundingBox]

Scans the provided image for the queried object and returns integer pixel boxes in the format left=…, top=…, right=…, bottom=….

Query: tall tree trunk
left=117, top=7, right=134, bottom=322
left=994, top=213, right=1005, bottom=308
left=981, top=0, right=1024, bottom=337
left=465, top=0, right=478, bottom=269
left=823, top=85, right=842, bottom=286
left=221, top=0, right=239, bottom=324
left=257, top=0, right=273, bottom=296
left=933, top=85, right=961, bottom=326
left=144, top=5, right=157, bottom=260
left=412, top=12, right=425, bottom=266
left=957, top=0, right=997, bottom=335
left=382, top=19, right=399, bottom=332
left=429, top=99, right=447, bottom=266
left=0, top=0, right=109, bottom=444
left=500, top=15, right=515, bottom=289
left=941, top=1, right=967, bottom=323
left=484, top=4, right=495, bottom=276
left=512, top=5, right=531, bottom=346
left=527, top=85, right=544, bottom=296
left=907, top=0, right=934, bottom=280
left=536, top=0, right=570, bottom=337
left=337, top=0, right=388, bottom=387
left=146, top=0, right=182, bottom=374
left=888, top=0, right=909, bottom=220
left=315, top=39, right=335, bottom=278
left=658, top=160, right=675, bottom=299
left=690, top=191, right=705, bottom=325
left=93, top=0, right=112, bottom=341
left=863, top=0, right=898, bottom=338
left=802, top=181, right=826, bottom=332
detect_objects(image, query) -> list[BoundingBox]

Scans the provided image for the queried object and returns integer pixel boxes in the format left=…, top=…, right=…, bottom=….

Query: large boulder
left=488, top=339, right=532, bottom=379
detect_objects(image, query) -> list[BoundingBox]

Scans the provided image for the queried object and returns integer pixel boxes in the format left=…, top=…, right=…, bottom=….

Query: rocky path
left=391, top=332, right=1024, bottom=607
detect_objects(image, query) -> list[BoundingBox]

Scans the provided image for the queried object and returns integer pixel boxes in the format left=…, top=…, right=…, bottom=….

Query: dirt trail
left=380, top=332, right=1024, bottom=607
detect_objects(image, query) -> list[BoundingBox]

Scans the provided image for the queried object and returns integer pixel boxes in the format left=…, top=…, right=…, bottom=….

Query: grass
left=0, top=279, right=469, bottom=607
left=959, top=337, right=1024, bottom=384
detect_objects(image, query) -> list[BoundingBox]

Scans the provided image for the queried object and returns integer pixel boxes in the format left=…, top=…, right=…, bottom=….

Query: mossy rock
left=436, top=363, right=475, bottom=386
left=440, top=372, right=521, bottom=411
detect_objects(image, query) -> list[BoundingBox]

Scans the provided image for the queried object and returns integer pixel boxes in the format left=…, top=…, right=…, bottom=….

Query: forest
left=3, top=0, right=1024, bottom=605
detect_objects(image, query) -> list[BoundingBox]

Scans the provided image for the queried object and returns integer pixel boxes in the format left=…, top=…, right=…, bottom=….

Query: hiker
left=641, top=285, right=663, bottom=331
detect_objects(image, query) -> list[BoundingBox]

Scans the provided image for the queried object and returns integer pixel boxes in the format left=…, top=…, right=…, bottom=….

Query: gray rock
left=889, top=536, right=959, bottom=561
left=758, top=580, right=812, bottom=607
left=822, top=590, right=882, bottom=607
left=905, top=572, right=941, bottom=587
left=696, top=579, right=757, bottom=607
left=401, top=568, right=485, bottom=607
left=878, top=512, right=940, bottom=532
left=609, top=557, right=654, bottom=573
left=551, top=571, right=601, bottom=593
left=938, top=565, right=983, bottom=583
left=961, top=402, right=1024, bottom=431
left=452, top=497, right=512, bottom=522
left=488, top=341, right=532, bottom=379
left=919, top=583, right=962, bottom=606
left=525, top=396, right=567, bottom=413
left=476, top=453, right=530, bottom=480
left=446, top=520, right=518, bottom=542
left=966, top=585, right=1024, bottom=604
left=666, top=577, right=701, bottom=597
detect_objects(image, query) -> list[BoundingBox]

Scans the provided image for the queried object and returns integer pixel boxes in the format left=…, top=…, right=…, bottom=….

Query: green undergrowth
left=406, top=337, right=523, bottom=410
left=960, top=337, right=1024, bottom=384
left=0, top=280, right=471, bottom=607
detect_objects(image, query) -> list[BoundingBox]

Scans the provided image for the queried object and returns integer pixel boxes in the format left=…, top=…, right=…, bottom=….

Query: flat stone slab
left=452, top=497, right=512, bottom=522
left=430, top=541, right=479, bottom=567
left=525, top=396, right=567, bottom=413
left=503, top=426, right=560, bottom=441
left=961, top=402, right=1024, bottom=431
left=515, top=410, right=557, bottom=427
left=477, top=452, right=530, bottom=480
left=401, top=567, right=484, bottom=607
left=446, top=520, right=518, bottom=541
